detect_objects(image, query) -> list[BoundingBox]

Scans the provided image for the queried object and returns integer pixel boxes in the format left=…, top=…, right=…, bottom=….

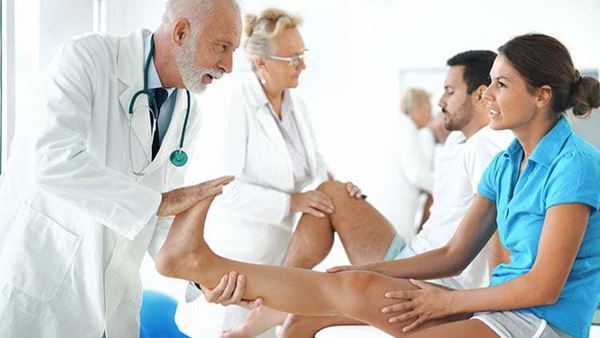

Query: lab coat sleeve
left=396, top=119, right=434, bottom=194
left=34, top=39, right=161, bottom=240
left=211, top=92, right=291, bottom=224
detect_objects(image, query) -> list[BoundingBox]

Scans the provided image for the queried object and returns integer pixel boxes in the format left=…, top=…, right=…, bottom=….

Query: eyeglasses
left=266, top=49, right=308, bottom=67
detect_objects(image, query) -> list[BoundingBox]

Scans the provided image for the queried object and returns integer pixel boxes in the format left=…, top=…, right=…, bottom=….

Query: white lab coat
left=176, top=73, right=328, bottom=337
left=0, top=29, right=201, bottom=338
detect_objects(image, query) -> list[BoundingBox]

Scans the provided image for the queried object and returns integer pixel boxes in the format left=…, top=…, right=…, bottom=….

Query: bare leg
left=224, top=181, right=398, bottom=337
left=156, top=194, right=468, bottom=337
left=283, top=181, right=397, bottom=268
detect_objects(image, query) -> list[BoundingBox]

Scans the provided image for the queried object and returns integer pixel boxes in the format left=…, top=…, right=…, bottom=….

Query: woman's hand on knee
left=382, top=279, right=457, bottom=332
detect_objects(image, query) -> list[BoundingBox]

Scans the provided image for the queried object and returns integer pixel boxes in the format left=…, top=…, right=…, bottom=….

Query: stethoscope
left=128, top=34, right=190, bottom=176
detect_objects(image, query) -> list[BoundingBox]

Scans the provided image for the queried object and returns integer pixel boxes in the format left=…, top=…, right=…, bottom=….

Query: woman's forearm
left=451, top=272, right=556, bottom=314
left=370, top=196, right=498, bottom=281
left=368, top=246, right=464, bottom=280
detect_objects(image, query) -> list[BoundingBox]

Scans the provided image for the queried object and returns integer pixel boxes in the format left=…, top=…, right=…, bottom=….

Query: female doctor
left=175, top=8, right=362, bottom=338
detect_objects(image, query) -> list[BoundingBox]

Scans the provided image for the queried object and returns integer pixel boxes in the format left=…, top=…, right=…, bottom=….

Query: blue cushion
left=140, top=290, right=189, bottom=338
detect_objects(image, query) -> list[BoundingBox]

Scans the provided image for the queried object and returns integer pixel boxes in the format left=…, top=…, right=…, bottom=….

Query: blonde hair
left=400, top=88, right=431, bottom=115
left=243, top=8, right=302, bottom=60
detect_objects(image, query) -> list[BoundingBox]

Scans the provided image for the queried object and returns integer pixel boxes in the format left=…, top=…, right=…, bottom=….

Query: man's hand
left=201, top=271, right=263, bottom=309
left=290, top=190, right=334, bottom=218
left=157, top=175, right=234, bottom=217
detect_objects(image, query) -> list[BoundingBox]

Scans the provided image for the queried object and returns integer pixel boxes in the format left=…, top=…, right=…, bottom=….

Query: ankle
left=155, top=243, right=214, bottom=279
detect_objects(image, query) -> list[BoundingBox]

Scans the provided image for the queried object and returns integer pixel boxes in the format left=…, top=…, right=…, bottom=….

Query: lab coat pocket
left=0, top=204, right=81, bottom=302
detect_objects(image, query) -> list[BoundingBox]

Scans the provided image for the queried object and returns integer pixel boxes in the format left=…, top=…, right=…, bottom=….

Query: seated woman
left=156, top=33, right=600, bottom=338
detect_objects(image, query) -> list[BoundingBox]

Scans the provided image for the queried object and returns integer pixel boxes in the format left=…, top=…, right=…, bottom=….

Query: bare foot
left=155, top=196, right=216, bottom=279
left=220, top=306, right=287, bottom=338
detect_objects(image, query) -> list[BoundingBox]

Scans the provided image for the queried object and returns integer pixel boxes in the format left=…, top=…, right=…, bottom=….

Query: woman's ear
left=536, top=85, right=553, bottom=108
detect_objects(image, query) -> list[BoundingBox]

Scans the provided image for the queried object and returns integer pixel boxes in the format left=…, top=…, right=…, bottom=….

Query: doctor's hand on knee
left=290, top=190, right=335, bottom=218
left=157, top=175, right=235, bottom=217
left=345, top=181, right=366, bottom=199
left=201, top=271, right=263, bottom=309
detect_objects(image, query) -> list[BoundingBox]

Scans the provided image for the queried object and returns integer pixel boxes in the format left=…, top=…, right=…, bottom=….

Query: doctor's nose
left=218, top=53, right=234, bottom=74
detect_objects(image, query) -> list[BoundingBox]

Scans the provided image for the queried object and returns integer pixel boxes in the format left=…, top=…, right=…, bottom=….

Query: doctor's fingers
left=306, top=191, right=335, bottom=211
left=194, top=184, right=227, bottom=201
left=158, top=185, right=223, bottom=216
left=301, top=206, right=329, bottom=218
left=345, top=182, right=363, bottom=199
left=301, top=198, right=333, bottom=215
left=215, top=271, right=240, bottom=304
left=195, top=175, right=235, bottom=191
left=203, top=272, right=235, bottom=303
left=222, top=274, right=253, bottom=307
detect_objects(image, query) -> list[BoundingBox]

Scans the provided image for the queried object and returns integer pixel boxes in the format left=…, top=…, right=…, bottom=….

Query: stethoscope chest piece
left=170, top=149, right=188, bottom=167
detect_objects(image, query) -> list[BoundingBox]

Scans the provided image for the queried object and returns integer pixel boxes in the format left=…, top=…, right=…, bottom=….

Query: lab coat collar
left=245, top=73, right=271, bottom=109
left=117, top=30, right=152, bottom=160
left=243, top=73, right=319, bottom=179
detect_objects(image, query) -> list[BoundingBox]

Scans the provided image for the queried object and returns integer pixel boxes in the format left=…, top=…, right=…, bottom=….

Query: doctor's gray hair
left=243, top=8, right=302, bottom=61
left=163, top=0, right=239, bottom=38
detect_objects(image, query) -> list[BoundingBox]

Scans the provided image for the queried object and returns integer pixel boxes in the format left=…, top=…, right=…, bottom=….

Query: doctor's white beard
left=175, top=39, right=223, bottom=95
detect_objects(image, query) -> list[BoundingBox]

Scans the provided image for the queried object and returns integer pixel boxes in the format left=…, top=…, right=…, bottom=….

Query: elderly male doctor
left=0, top=0, right=249, bottom=337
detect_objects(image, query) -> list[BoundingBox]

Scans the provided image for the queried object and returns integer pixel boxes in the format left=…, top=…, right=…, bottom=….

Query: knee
left=317, top=181, right=347, bottom=200
left=331, top=270, right=380, bottom=317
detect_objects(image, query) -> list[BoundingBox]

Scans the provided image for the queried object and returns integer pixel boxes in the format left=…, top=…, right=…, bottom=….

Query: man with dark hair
left=447, top=50, right=498, bottom=94
left=219, top=50, right=515, bottom=338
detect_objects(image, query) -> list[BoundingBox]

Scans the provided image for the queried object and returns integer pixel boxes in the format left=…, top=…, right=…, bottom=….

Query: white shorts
left=471, top=311, right=571, bottom=338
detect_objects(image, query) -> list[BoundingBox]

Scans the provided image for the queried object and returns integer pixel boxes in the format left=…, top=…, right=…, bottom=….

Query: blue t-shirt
left=478, top=117, right=600, bottom=338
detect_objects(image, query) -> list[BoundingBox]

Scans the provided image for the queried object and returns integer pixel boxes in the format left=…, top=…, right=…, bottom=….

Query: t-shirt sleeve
left=477, top=153, right=503, bottom=202
left=544, top=151, right=600, bottom=212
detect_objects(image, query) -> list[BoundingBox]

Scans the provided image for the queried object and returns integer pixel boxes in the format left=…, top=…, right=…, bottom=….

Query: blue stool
left=140, top=289, right=189, bottom=338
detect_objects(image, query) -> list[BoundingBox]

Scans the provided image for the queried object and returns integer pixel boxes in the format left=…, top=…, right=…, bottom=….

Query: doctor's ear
left=172, top=19, right=192, bottom=46
left=254, top=57, right=267, bottom=71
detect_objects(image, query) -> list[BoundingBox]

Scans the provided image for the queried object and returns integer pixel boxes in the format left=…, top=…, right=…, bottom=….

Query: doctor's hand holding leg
left=158, top=175, right=235, bottom=216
